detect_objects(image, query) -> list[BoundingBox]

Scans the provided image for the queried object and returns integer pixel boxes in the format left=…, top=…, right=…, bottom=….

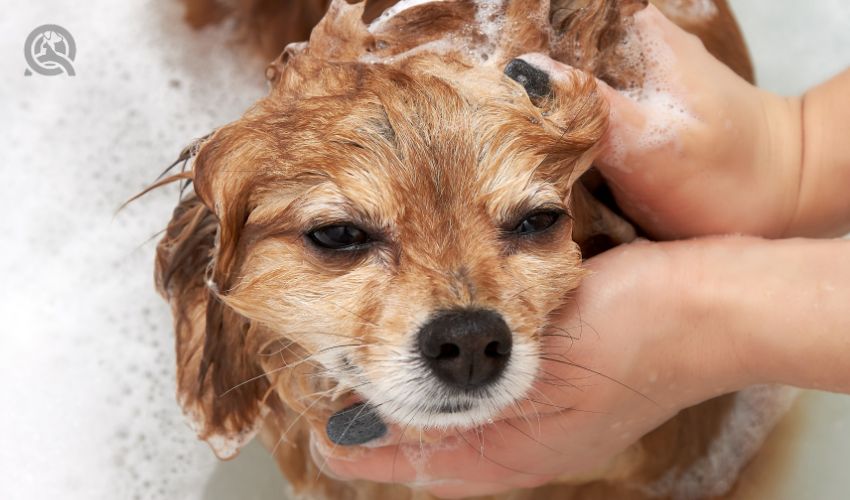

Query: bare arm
left=688, top=237, right=850, bottom=392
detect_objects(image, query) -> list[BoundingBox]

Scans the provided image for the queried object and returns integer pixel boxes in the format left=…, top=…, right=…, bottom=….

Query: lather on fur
left=154, top=1, right=794, bottom=498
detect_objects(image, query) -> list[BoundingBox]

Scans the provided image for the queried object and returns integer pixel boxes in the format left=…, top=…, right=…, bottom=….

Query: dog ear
left=156, top=130, right=272, bottom=459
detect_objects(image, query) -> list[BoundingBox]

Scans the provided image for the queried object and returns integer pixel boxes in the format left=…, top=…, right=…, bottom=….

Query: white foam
left=662, top=0, right=719, bottom=21
left=365, top=0, right=507, bottom=66
left=472, top=0, right=506, bottom=63
left=400, top=432, right=464, bottom=485
left=369, top=0, right=449, bottom=32
left=0, top=1, right=266, bottom=499
left=360, top=38, right=458, bottom=65
left=603, top=21, right=700, bottom=170
left=182, top=402, right=268, bottom=460
left=639, top=385, right=799, bottom=499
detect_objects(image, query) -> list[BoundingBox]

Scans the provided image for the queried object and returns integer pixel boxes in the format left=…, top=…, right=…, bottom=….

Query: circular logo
left=24, top=24, right=76, bottom=76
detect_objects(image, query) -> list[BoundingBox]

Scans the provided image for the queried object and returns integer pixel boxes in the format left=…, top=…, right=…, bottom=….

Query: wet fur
left=159, top=1, right=755, bottom=498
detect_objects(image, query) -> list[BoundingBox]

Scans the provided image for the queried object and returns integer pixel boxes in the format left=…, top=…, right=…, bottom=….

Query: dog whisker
left=270, top=395, right=326, bottom=458
left=259, top=337, right=367, bottom=357
left=504, top=418, right=566, bottom=457
left=454, top=427, right=551, bottom=478
left=223, top=343, right=369, bottom=397
left=391, top=406, right=421, bottom=483
left=538, top=356, right=657, bottom=406
left=509, top=400, right=537, bottom=438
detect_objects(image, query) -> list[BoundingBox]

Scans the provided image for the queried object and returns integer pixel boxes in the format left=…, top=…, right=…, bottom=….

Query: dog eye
left=308, top=225, right=372, bottom=250
left=513, top=211, right=562, bottom=235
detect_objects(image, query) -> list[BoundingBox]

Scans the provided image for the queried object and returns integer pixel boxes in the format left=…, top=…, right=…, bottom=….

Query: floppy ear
left=155, top=130, right=271, bottom=459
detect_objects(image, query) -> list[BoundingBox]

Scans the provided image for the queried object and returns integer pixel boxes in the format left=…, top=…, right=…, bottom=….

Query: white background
left=0, top=1, right=848, bottom=499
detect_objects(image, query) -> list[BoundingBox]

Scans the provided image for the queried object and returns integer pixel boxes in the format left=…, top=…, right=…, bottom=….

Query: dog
left=153, top=1, right=793, bottom=498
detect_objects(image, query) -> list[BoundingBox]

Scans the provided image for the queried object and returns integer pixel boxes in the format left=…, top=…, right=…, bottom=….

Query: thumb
left=509, top=54, right=655, bottom=175
left=594, top=78, right=652, bottom=173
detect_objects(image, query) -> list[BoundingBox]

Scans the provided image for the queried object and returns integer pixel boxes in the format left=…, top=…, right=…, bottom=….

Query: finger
left=509, top=53, right=649, bottom=169
left=321, top=414, right=576, bottom=484
left=595, top=5, right=712, bottom=169
left=320, top=443, right=420, bottom=483
left=594, top=77, right=652, bottom=169
left=634, top=4, right=710, bottom=55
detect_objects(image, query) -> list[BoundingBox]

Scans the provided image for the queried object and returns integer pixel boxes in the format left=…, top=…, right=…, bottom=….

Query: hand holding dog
left=315, top=239, right=744, bottom=497
left=592, top=5, right=850, bottom=240
left=316, top=5, right=850, bottom=498
left=317, top=235, right=850, bottom=498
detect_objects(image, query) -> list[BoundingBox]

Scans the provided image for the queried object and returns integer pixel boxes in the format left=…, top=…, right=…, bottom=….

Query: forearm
left=681, top=237, right=850, bottom=393
left=786, top=69, right=850, bottom=237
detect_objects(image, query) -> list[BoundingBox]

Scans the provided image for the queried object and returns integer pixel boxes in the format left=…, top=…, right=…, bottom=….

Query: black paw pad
left=504, top=59, right=551, bottom=100
left=326, top=402, right=387, bottom=446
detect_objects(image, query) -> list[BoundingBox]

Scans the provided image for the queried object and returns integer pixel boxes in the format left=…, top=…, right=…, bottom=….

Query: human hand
left=531, top=6, right=804, bottom=239
left=312, top=240, right=751, bottom=498
left=313, top=235, right=850, bottom=497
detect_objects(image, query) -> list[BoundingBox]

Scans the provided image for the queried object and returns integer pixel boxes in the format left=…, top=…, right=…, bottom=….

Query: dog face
left=156, top=0, right=634, bottom=457
left=186, top=54, right=606, bottom=436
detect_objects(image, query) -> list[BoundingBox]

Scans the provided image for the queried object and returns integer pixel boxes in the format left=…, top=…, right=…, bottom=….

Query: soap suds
left=369, top=0, right=448, bottom=32
left=365, top=0, right=508, bottom=66
left=639, top=385, right=799, bottom=499
left=183, top=403, right=267, bottom=459
left=400, top=433, right=464, bottom=484
left=603, top=21, right=699, bottom=170
left=0, top=1, right=266, bottom=498
left=472, top=0, right=506, bottom=63
left=663, top=0, right=719, bottom=21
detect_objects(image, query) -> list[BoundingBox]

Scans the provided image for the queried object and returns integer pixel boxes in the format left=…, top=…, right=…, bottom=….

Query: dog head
left=158, top=0, right=645, bottom=458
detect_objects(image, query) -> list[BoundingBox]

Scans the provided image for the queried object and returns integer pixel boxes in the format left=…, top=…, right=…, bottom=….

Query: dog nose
left=417, top=309, right=512, bottom=390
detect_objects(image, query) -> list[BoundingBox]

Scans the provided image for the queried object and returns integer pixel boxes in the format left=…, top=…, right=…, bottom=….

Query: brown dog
left=154, top=1, right=792, bottom=498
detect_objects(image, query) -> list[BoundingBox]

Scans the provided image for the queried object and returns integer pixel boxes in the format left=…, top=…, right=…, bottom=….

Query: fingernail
left=504, top=58, right=551, bottom=99
left=326, top=402, right=387, bottom=446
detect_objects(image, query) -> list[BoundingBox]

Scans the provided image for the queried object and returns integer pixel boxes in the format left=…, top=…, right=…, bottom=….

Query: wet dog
left=154, top=1, right=792, bottom=498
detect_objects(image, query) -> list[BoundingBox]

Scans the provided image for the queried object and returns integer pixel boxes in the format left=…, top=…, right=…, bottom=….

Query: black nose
left=418, top=309, right=512, bottom=390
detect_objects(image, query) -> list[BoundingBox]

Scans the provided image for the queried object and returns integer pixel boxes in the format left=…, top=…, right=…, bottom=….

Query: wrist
left=785, top=70, right=850, bottom=237
left=676, top=237, right=850, bottom=393
left=755, top=91, right=804, bottom=237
